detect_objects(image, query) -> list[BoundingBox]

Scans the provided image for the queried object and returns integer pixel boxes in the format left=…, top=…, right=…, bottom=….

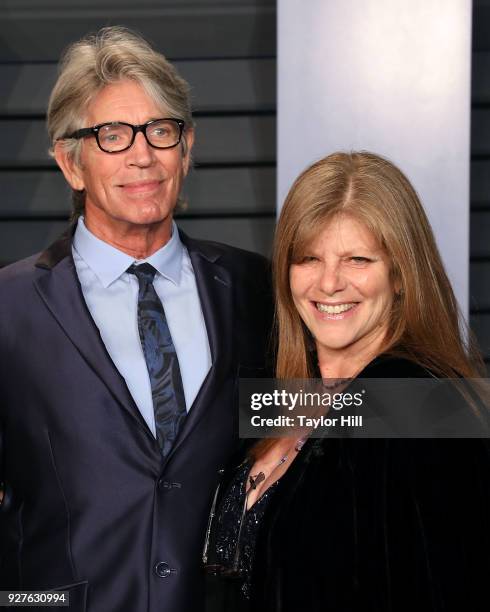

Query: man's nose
left=127, top=131, right=155, bottom=166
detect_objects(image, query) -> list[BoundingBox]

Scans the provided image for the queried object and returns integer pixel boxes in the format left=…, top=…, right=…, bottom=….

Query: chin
left=316, top=336, right=355, bottom=351
left=127, top=206, right=173, bottom=226
left=318, top=344, right=351, bottom=352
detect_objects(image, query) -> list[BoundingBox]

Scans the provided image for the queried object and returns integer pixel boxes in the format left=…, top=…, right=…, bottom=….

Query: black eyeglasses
left=64, top=118, right=185, bottom=153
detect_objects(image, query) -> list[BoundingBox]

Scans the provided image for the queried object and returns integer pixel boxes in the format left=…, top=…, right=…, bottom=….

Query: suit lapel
left=166, top=231, right=234, bottom=458
left=33, top=228, right=235, bottom=456
left=34, top=233, right=155, bottom=441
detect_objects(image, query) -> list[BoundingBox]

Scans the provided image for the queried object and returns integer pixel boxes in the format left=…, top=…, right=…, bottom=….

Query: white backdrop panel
left=278, top=0, right=471, bottom=314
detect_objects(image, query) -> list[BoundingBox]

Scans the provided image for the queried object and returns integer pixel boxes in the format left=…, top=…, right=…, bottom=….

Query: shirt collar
left=144, top=222, right=183, bottom=285
left=72, top=217, right=183, bottom=288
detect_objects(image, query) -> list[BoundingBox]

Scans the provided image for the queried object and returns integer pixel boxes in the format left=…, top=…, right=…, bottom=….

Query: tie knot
left=127, top=263, right=157, bottom=284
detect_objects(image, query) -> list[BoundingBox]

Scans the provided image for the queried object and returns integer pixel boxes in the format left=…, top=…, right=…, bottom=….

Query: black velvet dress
left=205, top=356, right=490, bottom=612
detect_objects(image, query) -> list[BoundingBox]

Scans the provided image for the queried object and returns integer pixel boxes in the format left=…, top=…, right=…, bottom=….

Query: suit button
left=154, top=562, right=172, bottom=578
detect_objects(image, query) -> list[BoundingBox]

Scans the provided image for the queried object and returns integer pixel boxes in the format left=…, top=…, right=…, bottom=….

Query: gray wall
left=0, top=0, right=277, bottom=264
left=471, top=0, right=490, bottom=368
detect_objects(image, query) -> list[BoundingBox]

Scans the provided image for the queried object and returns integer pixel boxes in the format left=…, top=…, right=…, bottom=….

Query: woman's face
left=289, top=214, right=395, bottom=366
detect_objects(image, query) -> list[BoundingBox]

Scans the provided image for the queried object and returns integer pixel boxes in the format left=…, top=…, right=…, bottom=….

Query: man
left=0, top=27, right=272, bottom=612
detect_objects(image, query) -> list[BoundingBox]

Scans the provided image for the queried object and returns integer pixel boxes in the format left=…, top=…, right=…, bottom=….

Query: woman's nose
left=317, top=262, right=347, bottom=295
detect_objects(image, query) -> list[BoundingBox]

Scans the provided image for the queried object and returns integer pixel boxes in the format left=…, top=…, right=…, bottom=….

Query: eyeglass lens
left=97, top=120, right=181, bottom=152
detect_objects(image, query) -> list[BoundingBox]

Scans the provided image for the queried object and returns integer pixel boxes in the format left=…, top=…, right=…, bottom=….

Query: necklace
left=248, top=435, right=308, bottom=490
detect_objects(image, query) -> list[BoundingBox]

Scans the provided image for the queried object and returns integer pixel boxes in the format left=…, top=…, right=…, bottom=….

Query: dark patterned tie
left=128, top=263, right=186, bottom=457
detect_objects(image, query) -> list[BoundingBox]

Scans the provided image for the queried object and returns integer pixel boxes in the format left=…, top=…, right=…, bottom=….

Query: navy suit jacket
left=0, top=227, right=273, bottom=612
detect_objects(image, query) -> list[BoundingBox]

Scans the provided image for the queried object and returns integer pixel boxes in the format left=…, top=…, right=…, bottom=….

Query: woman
left=204, top=152, right=489, bottom=611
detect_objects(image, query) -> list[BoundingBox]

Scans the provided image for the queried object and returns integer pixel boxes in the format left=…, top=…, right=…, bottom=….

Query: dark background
left=0, top=0, right=489, bottom=369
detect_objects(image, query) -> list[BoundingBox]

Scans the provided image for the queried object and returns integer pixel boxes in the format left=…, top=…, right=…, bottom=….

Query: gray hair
left=47, top=26, right=193, bottom=217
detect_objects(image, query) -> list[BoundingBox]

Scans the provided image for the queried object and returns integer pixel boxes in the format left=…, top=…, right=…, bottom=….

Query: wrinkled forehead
left=83, top=79, right=169, bottom=124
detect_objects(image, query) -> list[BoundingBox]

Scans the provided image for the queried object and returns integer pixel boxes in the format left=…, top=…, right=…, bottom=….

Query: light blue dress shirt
left=72, top=217, right=211, bottom=437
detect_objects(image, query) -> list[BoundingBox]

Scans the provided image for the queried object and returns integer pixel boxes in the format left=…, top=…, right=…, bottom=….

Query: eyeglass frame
left=63, top=118, right=186, bottom=153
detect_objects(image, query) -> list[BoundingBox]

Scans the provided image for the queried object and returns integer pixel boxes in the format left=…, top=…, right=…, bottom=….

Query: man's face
left=56, top=79, right=193, bottom=240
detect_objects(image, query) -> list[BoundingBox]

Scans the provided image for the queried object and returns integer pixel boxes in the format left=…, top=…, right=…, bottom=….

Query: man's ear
left=182, top=128, right=194, bottom=177
left=54, top=142, right=85, bottom=191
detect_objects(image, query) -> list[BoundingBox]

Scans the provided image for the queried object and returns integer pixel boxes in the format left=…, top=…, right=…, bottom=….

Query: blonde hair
left=47, top=26, right=193, bottom=216
left=273, top=151, right=484, bottom=380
